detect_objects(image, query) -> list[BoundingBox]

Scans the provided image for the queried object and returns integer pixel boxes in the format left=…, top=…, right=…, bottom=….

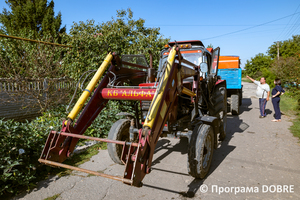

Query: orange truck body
left=218, top=56, right=240, bottom=69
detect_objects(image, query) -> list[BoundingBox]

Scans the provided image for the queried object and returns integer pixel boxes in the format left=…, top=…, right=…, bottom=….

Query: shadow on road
left=239, top=98, right=252, bottom=114
left=147, top=98, right=253, bottom=198
left=152, top=138, right=188, bottom=166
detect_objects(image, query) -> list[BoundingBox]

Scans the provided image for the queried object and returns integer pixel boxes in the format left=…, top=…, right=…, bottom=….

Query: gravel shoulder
left=15, top=81, right=300, bottom=200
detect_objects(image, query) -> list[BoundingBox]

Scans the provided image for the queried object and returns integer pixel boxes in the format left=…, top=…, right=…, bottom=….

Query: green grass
left=290, top=117, right=300, bottom=139
left=281, top=93, right=298, bottom=116
left=242, top=77, right=252, bottom=83
left=280, top=92, right=300, bottom=139
left=55, top=142, right=107, bottom=177
left=44, top=193, right=61, bottom=200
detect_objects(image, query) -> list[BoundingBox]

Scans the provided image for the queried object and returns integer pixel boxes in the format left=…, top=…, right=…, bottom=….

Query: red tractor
left=39, top=40, right=227, bottom=187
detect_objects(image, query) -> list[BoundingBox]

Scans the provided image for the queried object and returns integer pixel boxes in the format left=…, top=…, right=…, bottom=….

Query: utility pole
left=277, top=41, right=280, bottom=61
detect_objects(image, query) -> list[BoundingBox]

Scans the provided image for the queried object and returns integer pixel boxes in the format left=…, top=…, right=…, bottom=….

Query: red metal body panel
left=100, top=88, right=156, bottom=100
left=216, top=79, right=225, bottom=85
left=138, top=83, right=156, bottom=88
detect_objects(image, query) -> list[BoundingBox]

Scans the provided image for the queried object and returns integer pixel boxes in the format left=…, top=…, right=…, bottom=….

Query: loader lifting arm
left=39, top=42, right=221, bottom=187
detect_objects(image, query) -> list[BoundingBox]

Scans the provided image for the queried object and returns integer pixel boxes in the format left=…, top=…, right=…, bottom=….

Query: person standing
left=246, top=76, right=270, bottom=118
left=271, top=79, right=285, bottom=122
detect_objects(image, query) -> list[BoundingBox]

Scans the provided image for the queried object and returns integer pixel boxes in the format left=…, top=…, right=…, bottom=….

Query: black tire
left=218, top=86, right=227, bottom=141
left=231, top=94, right=240, bottom=115
left=187, top=124, right=214, bottom=179
left=208, top=84, right=227, bottom=141
left=239, top=89, right=242, bottom=106
left=107, top=119, right=130, bottom=165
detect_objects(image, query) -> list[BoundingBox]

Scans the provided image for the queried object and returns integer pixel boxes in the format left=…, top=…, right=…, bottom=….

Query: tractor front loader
left=39, top=40, right=227, bottom=187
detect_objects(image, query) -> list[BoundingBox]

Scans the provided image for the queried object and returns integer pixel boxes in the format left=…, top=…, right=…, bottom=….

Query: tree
left=0, top=0, right=66, bottom=78
left=271, top=57, right=300, bottom=85
left=0, top=1, right=68, bottom=113
left=244, top=53, right=273, bottom=78
left=0, top=0, right=66, bottom=38
left=0, top=34, right=70, bottom=112
left=268, top=35, right=300, bottom=86
left=268, top=35, right=300, bottom=59
left=62, top=8, right=169, bottom=79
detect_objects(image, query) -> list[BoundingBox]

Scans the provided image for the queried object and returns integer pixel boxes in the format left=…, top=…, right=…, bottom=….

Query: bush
left=0, top=100, right=133, bottom=195
left=261, top=68, right=276, bottom=88
left=83, top=100, right=133, bottom=137
left=0, top=106, right=64, bottom=195
left=0, top=119, right=47, bottom=195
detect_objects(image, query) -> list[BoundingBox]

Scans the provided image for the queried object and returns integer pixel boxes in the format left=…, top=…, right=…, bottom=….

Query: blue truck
left=218, top=56, right=242, bottom=115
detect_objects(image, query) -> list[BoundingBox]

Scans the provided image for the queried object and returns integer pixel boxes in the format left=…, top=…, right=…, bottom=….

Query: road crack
left=101, top=182, right=114, bottom=200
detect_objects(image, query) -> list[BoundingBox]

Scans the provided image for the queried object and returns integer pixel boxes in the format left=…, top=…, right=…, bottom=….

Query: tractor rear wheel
left=187, top=124, right=214, bottom=179
left=107, top=119, right=130, bottom=165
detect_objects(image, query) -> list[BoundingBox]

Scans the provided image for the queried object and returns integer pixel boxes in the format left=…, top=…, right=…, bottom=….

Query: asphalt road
left=15, top=82, right=300, bottom=200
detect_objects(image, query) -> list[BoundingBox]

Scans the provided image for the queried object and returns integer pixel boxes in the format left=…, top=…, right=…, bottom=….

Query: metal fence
left=0, top=78, right=75, bottom=121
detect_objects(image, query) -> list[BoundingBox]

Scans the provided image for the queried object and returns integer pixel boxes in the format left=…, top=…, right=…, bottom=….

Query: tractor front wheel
left=107, top=119, right=130, bottom=165
left=187, top=124, right=214, bottom=179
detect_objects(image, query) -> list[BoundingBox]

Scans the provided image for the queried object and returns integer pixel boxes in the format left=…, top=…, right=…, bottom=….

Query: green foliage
left=270, top=57, right=300, bottom=85
left=84, top=101, right=130, bottom=137
left=0, top=29, right=65, bottom=78
left=280, top=91, right=300, bottom=139
left=244, top=53, right=272, bottom=78
left=61, top=8, right=169, bottom=79
left=0, top=28, right=73, bottom=112
left=0, top=106, right=65, bottom=195
left=268, top=35, right=300, bottom=59
left=281, top=91, right=299, bottom=115
left=0, top=0, right=65, bottom=38
left=0, top=1, right=68, bottom=113
left=0, top=101, right=130, bottom=195
left=290, top=116, right=300, bottom=139
left=261, top=68, right=276, bottom=88
left=0, top=119, right=46, bottom=195
left=44, top=193, right=61, bottom=200
left=288, top=88, right=300, bottom=111
left=0, top=0, right=66, bottom=79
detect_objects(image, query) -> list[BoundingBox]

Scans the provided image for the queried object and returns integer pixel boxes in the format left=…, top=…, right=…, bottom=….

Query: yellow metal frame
left=143, top=46, right=177, bottom=129
left=67, top=53, right=113, bottom=121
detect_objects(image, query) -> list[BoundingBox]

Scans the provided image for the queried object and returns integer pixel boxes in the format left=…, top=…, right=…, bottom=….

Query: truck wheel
left=107, top=119, right=130, bottom=165
left=187, top=124, right=214, bottom=179
left=231, top=94, right=240, bottom=115
left=239, top=89, right=242, bottom=106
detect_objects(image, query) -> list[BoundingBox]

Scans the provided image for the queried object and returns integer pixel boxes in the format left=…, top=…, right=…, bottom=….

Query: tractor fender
left=197, top=116, right=219, bottom=149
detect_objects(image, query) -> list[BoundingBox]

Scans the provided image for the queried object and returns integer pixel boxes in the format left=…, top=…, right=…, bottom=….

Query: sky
left=1, top=0, right=300, bottom=69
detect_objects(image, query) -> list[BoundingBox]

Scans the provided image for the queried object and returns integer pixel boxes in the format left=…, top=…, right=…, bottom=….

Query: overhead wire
left=201, top=11, right=300, bottom=41
left=0, top=33, right=72, bottom=48
left=277, top=3, right=300, bottom=40
left=283, top=12, right=300, bottom=39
